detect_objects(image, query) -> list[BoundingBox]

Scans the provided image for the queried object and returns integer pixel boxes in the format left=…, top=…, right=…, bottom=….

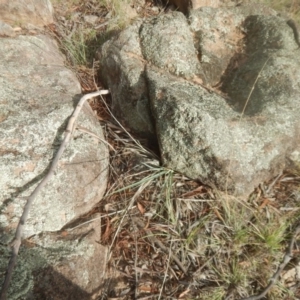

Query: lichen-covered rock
left=98, top=5, right=300, bottom=195
left=0, top=34, right=108, bottom=237
left=146, top=65, right=299, bottom=195
left=0, top=215, right=106, bottom=299
left=223, top=15, right=300, bottom=115
left=98, top=20, right=156, bottom=139
left=0, top=33, right=109, bottom=297
left=140, top=13, right=202, bottom=78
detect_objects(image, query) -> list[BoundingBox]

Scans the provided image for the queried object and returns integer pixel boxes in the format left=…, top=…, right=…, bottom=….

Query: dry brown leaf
left=213, top=207, right=225, bottom=223
left=181, top=186, right=205, bottom=198
left=137, top=201, right=145, bottom=215
left=138, top=285, right=152, bottom=292
left=258, top=198, right=271, bottom=210
left=102, top=217, right=112, bottom=243
left=239, top=261, right=251, bottom=268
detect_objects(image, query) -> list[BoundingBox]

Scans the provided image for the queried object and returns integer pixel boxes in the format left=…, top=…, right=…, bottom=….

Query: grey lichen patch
left=0, top=243, right=46, bottom=300
left=140, top=11, right=201, bottom=78
left=0, top=230, right=96, bottom=300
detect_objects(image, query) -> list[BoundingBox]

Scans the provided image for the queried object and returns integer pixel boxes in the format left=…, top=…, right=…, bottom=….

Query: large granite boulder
left=0, top=2, right=109, bottom=298
left=98, top=5, right=300, bottom=195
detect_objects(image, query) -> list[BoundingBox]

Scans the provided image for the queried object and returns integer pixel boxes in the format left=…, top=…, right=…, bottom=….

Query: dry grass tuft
left=90, top=98, right=300, bottom=298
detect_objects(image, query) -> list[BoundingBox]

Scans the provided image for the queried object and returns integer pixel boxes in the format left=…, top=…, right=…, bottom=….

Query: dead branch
left=240, top=224, right=300, bottom=300
left=0, top=90, right=109, bottom=300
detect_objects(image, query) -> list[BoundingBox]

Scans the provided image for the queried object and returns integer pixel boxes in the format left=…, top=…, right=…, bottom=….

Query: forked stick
left=0, top=90, right=109, bottom=300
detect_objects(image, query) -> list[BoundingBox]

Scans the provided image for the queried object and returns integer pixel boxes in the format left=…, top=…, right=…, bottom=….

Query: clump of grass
left=251, top=217, right=287, bottom=254
left=61, top=26, right=97, bottom=66
left=101, top=0, right=137, bottom=30
left=51, top=0, right=138, bottom=70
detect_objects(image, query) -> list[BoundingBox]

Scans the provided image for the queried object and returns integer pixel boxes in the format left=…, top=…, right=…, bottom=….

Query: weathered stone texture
left=0, top=21, right=108, bottom=300
left=98, top=5, right=300, bottom=195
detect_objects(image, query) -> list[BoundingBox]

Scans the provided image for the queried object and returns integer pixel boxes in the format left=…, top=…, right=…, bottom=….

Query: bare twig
left=239, top=224, right=300, bottom=300
left=0, top=90, right=109, bottom=300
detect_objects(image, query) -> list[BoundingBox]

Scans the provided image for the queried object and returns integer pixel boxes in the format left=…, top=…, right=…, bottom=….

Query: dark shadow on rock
left=34, top=267, right=133, bottom=300
left=220, top=51, right=271, bottom=116
left=32, top=266, right=91, bottom=300
left=0, top=243, right=108, bottom=300
left=1, top=243, right=93, bottom=300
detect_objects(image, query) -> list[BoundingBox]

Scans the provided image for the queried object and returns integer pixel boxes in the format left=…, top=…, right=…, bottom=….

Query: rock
left=139, top=13, right=202, bottom=79
left=0, top=0, right=53, bottom=28
left=0, top=21, right=16, bottom=37
left=98, top=6, right=300, bottom=195
left=222, top=15, right=299, bottom=115
left=98, top=20, right=156, bottom=140
left=0, top=32, right=108, bottom=299
left=146, top=65, right=298, bottom=195
left=83, top=14, right=99, bottom=25
left=188, top=5, right=277, bottom=86
left=0, top=34, right=109, bottom=237
left=0, top=214, right=106, bottom=299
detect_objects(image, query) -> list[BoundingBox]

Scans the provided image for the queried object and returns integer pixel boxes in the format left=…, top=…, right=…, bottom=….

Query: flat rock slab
left=98, top=6, right=300, bottom=195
